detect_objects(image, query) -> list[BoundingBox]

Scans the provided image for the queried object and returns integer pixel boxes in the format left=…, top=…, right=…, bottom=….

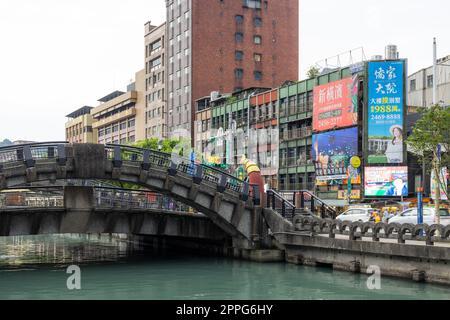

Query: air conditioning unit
left=210, top=91, right=220, bottom=101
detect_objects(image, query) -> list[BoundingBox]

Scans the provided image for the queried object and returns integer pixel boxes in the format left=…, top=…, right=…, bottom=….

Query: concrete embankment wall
left=278, top=233, right=450, bottom=286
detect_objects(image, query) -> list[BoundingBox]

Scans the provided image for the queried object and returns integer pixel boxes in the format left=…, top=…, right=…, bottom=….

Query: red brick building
left=166, top=0, right=299, bottom=142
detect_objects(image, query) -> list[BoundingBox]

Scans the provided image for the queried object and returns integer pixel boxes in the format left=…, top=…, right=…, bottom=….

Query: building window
left=243, top=0, right=261, bottom=9
left=254, top=17, right=262, bottom=27
left=254, top=71, right=262, bottom=80
left=150, top=39, right=162, bottom=54
left=235, top=15, right=244, bottom=24
left=235, top=32, right=244, bottom=43
left=150, top=56, right=162, bottom=72
left=410, top=79, right=416, bottom=91
left=253, top=35, right=262, bottom=44
left=254, top=53, right=262, bottom=62
left=235, top=51, right=244, bottom=61
left=235, top=68, right=244, bottom=80
left=128, top=119, right=135, bottom=128
left=427, top=75, right=433, bottom=88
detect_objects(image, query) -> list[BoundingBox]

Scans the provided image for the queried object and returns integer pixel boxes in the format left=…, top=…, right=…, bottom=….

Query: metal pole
left=417, top=187, right=424, bottom=224
left=246, top=92, right=255, bottom=155
left=433, top=37, right=437, bottom=105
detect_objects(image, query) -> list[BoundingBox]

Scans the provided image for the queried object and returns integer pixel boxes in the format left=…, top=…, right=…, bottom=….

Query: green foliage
left=407, top=105, right=450, bottom=199
left=407, top=105, right=450, bottom=165
left=226, top=96, right=238, bottom=105
left=133, top=137, right=181, bottom=154
left=0, top=139, right=13, bottom=147
left=307, top=66, right=320, bottom=79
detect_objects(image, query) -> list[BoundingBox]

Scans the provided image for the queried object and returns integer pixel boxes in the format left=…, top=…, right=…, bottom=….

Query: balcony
left=280, top=156, right=312, bottom=168
left=281, top=127, right=312, bottom=141
left=280, top=104, right=313, bottom=118
left=93, top=107, right=136, bottom=129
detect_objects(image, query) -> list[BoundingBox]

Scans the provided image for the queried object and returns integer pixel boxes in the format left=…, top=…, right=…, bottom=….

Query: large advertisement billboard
left=313, top=77, right=358, bottom=132
left=312, top=127, right=359, bottom=181
left=367, top=61, right=405, bottom=164
left=364, top=166, right=408, bottom=197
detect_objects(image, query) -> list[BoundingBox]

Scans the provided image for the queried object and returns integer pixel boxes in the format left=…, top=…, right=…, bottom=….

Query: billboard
left=364, top=166, right=408, bottom=197
left=431, top=167, right=448, bottom=200
left=313, top=77, right=358, bottom=132
left=312, top=127, right=359, bottom=181
left=338, top=190, right=361, bottom=200
left=367, top=60, right=405, bottom=164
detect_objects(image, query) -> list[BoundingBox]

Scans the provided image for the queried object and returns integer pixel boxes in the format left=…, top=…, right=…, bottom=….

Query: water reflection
left=0, top=234, right=449, bottom=300
left=0, top=234, right=135, bottom=267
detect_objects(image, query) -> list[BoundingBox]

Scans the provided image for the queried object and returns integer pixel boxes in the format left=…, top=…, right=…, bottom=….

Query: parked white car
left=336, top=208, right=378, bottom=223
left=388, top=208, right=450, bottom=226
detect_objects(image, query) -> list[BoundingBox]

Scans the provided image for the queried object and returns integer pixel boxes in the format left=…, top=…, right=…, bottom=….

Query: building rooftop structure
left=98, top=91, right=125, bottom=103
left=66, top=106, right=93, bottom=119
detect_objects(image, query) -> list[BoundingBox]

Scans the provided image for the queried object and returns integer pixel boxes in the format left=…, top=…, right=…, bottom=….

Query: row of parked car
left=336, top=207, right=450, bottom=225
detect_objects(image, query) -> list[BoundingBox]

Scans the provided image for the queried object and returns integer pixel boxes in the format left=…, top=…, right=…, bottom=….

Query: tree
left=0, top=139, right=13, bottom=147
left=110, top=137, right=183, bottom=190
left=133, top=137, right=181, bottom=154
left=307, top=66, right=320, bottom=79
left=407, top=105, right=450, bottom=224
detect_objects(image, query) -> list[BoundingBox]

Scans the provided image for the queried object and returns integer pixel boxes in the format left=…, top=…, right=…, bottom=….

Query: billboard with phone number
left=313, top=77, right=358, bottom=132
left=367, top=60, right=405, bottom=164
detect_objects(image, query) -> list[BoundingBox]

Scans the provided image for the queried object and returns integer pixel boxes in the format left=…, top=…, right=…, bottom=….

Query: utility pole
left=433, top=37, right=437, bottom=105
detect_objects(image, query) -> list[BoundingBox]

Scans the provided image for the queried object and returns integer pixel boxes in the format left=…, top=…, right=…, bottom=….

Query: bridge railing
left=0, top=142, right=259, bottom=206
left=94, top=187, right=192, bottom=212
left=105, top=144, right=258, bottom=204
left=0, top=186, right=194, bottom=213
left=294, top=215, right=450, bottom=246
left=0, top=142, right=68, bottom=169
left=0, top=188, right=64, bottom=208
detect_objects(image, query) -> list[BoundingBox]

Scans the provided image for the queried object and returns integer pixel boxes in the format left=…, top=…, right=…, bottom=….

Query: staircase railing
left=266, top=189, right=296, bottom=219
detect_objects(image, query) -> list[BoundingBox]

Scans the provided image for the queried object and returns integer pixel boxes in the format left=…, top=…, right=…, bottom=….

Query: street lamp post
left=246, top=92, right=256, bottom=157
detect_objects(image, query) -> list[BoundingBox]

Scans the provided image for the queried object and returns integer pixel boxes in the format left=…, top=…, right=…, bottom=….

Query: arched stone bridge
left=0, top=142, right=264, bottom=249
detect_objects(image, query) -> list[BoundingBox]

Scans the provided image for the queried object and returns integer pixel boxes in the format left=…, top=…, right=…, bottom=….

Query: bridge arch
left=0, top=143, right=262, bottom=248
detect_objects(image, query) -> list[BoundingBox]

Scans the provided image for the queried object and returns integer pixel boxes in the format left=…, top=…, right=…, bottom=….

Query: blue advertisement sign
left=367, top=61, right=405, bottom=164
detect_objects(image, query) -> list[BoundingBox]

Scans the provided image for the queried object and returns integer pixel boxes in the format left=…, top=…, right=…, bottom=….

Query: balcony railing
left=280, top=105, right=313, bottom=118
left=281, top=127, right=312, bottom=141
left=280, top=156, right=313, bottom=168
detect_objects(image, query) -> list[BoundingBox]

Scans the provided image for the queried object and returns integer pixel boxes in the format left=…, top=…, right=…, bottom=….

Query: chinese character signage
left=364, top=166, right=408, bottom=197
left=338, top=190, right=361, bottom=200
left=312, top=127, right=359, bottom=181
left=313, top=77, right=358, bottom=132
left=367, top=61, right=405, bottom=164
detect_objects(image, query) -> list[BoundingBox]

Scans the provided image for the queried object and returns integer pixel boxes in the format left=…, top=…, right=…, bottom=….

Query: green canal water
left=0, top=235, right=449, bottom=300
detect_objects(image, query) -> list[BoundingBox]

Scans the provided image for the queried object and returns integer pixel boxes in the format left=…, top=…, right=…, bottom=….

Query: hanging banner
left=431, top=167, right=448, bottom=200
left=367, top=60, right=405, bottom=164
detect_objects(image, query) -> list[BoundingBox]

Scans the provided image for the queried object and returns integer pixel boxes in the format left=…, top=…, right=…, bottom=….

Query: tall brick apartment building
left=165, top=0, right=299, bottom=142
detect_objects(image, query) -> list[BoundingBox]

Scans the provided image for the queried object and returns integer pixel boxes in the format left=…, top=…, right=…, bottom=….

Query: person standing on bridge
left=240, top=155, right=265, bottom=204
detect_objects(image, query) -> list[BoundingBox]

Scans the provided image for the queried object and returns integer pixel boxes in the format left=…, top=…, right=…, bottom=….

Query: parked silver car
left=336, top=208, right=378, bottom=223
left=388, top=208, right=450, bottom=226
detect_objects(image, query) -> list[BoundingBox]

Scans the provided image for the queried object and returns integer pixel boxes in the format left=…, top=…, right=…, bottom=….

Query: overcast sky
left=0, top=0, right=449, bottom=142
